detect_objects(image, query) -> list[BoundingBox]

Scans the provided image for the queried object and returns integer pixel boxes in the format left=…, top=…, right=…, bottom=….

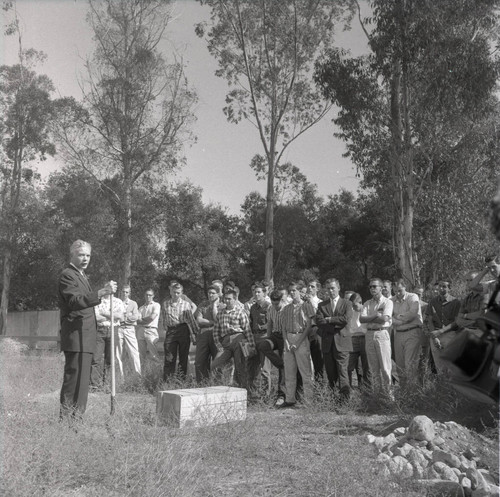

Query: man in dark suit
left=316, top=278, right=353, bottom=401
left=59, top=239, right=116, bottom=419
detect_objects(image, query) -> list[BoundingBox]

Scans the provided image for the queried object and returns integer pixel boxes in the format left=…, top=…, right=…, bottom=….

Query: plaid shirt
left=161, top=298, right=199, bottom=341
left=95, top=296, right=124, bottom=328
left=213, top=306, right=254, bottom=352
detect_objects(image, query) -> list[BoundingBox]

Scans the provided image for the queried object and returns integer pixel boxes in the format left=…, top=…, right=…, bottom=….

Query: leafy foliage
left=53, top=0, right=198, bottom=286
left=197, top=0, right=354, bottom=283
left=315, top=0, right=500, bottom=284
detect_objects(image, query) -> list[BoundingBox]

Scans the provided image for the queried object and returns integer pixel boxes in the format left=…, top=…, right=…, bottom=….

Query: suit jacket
left=316, top=298, right=353, bottom=353
left=58, top=265, right=100, bottom=353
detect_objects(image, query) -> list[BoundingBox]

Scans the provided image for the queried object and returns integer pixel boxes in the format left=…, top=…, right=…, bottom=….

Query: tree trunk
left=0, top=246, right=13, bottom=335
left=121, top=184, right=133, bottom=288
left=123, top=188, right=132, bottom=285
left=390, top=57, right=415, bottom=286
left=264, top=155, right=275, bottom=287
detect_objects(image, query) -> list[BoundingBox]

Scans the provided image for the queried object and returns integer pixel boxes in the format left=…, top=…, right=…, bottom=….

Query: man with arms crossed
left=91, top=292, right=124, bottom=389
left=117, top=285, right=141, bottom=378
left=391, top=279, right=423, bottom=385
left=360, top=278, right=393, bottom=398
left=194, top=285, right=222, bottom=383
left=316, top=278, right=353, bottom=401
left=137, top=289, right=161, bottom=366
left=59, top=239, right=116, bottom=419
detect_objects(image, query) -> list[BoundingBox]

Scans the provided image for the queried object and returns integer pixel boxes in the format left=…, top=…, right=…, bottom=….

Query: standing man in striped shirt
left=160, top=282, right=199, bottom=380
left=265, top=288, right=287, bottom=405
left=211, top=289, right=256, bottom=388
left=281, top=282, right=313, bottom=408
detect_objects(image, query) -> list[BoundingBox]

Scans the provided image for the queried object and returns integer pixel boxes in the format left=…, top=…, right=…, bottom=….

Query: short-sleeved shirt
left=361, top=295, right=393, bottom=330
left=195, top=299, right=225, bottom=330
left=121, top=298, right=139, bottom=326
left=391, top=292, right=423, bottom=331
left=138, top=301, right=161, bottom=328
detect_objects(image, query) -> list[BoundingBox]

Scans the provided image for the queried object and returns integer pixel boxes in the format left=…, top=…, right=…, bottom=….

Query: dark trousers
left=163, top=324, right=191, bottom=380
left=247, top=335, right=284, bottom=394
left=309, top=337, right=324, bottom=381
left=324, top=340, right=351, bottom=399
left=91, top=327, right=111, bottom=387
left=195, top=328, right=217, bottom=383
left=211, top=333, right=246, bottom=388
left=390, top=327, right=399, bottom=385
left=419, top=335, right=437, bottom=378
left=60, top=351, right=93, bottom=418
left=267, top=333, right=286, bottom=398
left=348, top=335, right=371, bottom=387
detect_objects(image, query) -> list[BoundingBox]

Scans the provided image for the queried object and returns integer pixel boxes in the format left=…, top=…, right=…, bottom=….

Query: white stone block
left=156, top=386, right=247, bottom=428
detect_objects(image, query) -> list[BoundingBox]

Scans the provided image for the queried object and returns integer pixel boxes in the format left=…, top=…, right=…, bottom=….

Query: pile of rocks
left=368, top=415, right=499, bottom=497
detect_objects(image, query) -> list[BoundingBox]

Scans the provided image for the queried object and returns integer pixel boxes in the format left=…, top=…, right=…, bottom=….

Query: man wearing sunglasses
left=360, top=278, right=394, bottom=398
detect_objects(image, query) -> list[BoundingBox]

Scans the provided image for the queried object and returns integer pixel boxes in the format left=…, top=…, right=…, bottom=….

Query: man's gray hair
left=70, top=239, right=91, bottom=255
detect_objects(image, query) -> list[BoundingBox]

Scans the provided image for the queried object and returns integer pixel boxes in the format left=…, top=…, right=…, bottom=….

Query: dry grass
left=1, top=345, right=497, bottom=497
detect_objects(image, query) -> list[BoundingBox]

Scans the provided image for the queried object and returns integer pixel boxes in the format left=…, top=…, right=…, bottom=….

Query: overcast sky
left=2, top=0, right=370, bottom=214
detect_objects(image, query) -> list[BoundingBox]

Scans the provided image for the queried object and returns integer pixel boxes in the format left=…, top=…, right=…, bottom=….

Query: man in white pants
left=137, top=289, right=161, bottom=365
left=360, top=278, right=393, bottom=399
left=391, top=279, right=423, bottom=385
left=117, top=285, right=141, bottom=377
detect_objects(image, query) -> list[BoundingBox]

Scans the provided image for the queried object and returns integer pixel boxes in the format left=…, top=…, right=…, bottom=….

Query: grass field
left=1, top=340, right=497, bottom=497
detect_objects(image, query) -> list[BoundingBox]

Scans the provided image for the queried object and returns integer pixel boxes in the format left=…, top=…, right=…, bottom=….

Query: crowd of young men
left=90, top=255, right=500, bottom=407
